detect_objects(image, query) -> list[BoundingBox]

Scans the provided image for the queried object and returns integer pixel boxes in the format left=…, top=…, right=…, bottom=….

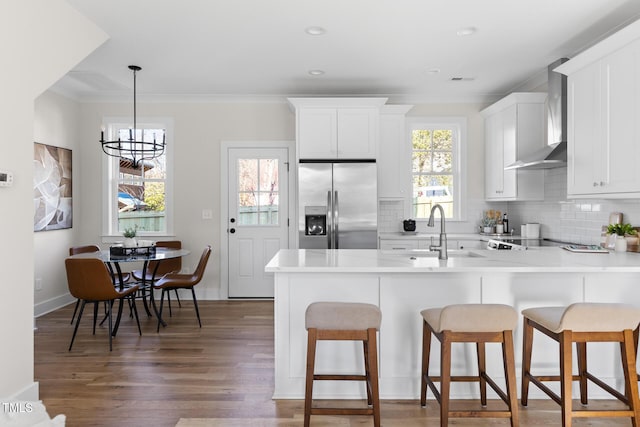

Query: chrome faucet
left=427, top=204, right=448, bottom=260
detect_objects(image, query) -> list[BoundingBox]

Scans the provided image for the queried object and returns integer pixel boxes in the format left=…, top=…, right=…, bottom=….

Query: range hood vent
left=505, top=58, right=568, bottom=170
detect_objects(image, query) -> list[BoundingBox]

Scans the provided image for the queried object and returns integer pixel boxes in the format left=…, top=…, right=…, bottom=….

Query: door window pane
left=237, top=158, right=279, bottom=226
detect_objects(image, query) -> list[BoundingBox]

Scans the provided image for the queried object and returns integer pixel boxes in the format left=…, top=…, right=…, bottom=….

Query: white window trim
left=101, top=116, right=175, bottom=239
left=406, top=116, right=467, bottom=222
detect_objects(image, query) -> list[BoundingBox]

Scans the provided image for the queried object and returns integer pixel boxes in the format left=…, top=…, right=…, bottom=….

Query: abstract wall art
left=33, top=142, right=72, bottom=231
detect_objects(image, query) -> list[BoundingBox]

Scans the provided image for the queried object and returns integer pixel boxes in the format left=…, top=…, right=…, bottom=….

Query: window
left=410, top=119, right=464, bottom=220
left=236, top=158, right=280, bottom=226
left=103, top=119, right=173, bottom=236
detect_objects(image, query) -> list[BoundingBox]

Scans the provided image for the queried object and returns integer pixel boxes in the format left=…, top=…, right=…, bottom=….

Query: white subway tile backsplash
left=377, top=167, right=640, bottom=244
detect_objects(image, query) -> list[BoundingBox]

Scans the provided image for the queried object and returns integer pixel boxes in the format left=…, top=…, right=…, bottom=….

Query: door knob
left=229, top=228, right=236, bottom=233
left=230, top=218, right=236, bottom=223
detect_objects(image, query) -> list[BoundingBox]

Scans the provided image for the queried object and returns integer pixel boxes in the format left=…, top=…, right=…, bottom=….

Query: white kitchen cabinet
left=481, top=93, right=546, bottom=201
left=288, top=98, right=387, bottom=159
left=378, top=105, right=413, bottom=198
left=561, top=38, right=640, bottom=197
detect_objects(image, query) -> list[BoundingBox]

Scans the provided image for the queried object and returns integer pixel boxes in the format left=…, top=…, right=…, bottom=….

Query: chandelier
left=100, top=65, right=165, bottom=169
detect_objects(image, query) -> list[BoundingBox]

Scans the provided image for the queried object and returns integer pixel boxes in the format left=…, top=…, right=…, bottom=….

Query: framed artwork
left=33, top=142, right=73, bottom=231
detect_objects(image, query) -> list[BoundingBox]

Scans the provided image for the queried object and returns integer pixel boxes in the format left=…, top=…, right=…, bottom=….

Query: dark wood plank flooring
left=34, top=300, right=634, bottom=426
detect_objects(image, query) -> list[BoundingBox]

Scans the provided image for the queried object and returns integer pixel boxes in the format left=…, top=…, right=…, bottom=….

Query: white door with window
left=227, top=147, right=289, bottom=298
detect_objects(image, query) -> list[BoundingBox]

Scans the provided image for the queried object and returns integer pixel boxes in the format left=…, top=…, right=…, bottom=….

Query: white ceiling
left=53, top=0, right=640, bottom=103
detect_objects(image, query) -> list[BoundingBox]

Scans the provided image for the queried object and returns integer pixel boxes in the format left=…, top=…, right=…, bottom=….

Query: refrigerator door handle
left=334, top=190, right=339, bottom=249
left=327, top=190, right=333, bottom=249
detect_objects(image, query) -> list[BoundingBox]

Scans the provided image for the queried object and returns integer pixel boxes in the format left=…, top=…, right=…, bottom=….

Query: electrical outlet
left=35, top=278, right=42, bottom=291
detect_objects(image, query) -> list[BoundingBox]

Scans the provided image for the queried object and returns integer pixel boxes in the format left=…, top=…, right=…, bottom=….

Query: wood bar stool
left=521, top=303, right=640, bottom=427
left=420, top=304, right=519, bottom=427
left=304, top=302, right=382, bottom=427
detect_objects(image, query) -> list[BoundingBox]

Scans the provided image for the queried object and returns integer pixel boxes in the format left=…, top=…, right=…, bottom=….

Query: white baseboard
left=34, top=293, right=75, bottom=318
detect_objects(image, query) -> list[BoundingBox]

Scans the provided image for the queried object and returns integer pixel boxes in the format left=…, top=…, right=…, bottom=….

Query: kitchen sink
left=381, top=249, right=484, bottom=258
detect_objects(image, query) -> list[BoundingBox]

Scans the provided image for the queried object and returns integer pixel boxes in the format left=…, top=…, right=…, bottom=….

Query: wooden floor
left=35, top=300, right=635, bottom=427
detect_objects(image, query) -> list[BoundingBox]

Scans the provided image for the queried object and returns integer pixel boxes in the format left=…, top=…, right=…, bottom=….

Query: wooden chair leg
left=304, top=328, right=317, bottom=427
left=421, top=320, right=432, bottom=407
left=502, top=330, right=520, bottom=427
left=440, top=332, right=452, bottom=427
left=621, top=329, right=640, bottom=427
left=367, top=328, right=381, bottom=427
left=477, top=341, right=487, bottom=406
left=521, top=317, right=534, bottom=406
left=576, top=341, right=588, bottom=405
left=560, top=330, right=573, bottom=427
left=363, top=339, right=373, bottom=406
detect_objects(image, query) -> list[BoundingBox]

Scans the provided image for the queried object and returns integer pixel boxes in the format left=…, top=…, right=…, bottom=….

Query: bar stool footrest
left=311, top=408, right=374, bottom=416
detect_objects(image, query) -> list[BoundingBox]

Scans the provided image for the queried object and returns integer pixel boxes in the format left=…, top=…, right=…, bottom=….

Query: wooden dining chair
left=132, top=240, right=183, bottom=314
left=65, top=257, right=141, bottom=351
left=153, top=245, right=211, bottom=332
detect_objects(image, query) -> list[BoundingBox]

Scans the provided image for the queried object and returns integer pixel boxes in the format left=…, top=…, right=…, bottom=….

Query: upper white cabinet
left=378, top=104, right=413, bottom=198
left=556, top=25, right=640, bottom=198
left=288, top=98, right=387, bottom=159
left=481, top=93, right=546, bottom=201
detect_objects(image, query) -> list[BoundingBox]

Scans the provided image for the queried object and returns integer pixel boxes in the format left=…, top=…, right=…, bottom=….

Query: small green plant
left=480, top=216, right=496, bottom=228
left=607, top=223, right=637, bottom=236
left=123, top=225, right=138, bottom=238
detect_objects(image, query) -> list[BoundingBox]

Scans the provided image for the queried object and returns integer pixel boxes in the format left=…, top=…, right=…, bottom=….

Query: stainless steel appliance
left=298, top=160, right=377, bottom=249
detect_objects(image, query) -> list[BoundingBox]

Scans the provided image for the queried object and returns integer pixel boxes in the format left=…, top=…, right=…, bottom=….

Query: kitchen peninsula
left=266, top=248, right=640, bottom=400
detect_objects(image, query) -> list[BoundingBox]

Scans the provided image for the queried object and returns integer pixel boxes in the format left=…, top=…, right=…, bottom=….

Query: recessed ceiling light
left=456, top=27, right=477, bottom=37
left=308, top=69, right=325, bottom=76
left=305, top=26, right=326, bottom=36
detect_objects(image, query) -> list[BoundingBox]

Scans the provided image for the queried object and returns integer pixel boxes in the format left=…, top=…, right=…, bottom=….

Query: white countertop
left=265, top=248, right=640, bottom=273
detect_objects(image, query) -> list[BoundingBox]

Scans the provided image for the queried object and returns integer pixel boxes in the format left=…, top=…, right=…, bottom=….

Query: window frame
left=101, top=116, right=174, bottom=238
left=407, top=117, right=467, bottom=222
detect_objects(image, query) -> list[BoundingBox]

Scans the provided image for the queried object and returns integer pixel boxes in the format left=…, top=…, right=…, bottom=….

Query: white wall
left=0, top=0, right=106, bottom=401
left=33, top=91, right=82, bottom=315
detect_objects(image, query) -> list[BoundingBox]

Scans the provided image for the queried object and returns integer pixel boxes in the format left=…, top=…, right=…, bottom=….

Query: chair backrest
left=69, top=245, right=100, bottom=256
left=150, top=240, right=182, bottom=276
left=65, top=258, right=120, bottom=301
left=189, top=245, right=212, bottom=285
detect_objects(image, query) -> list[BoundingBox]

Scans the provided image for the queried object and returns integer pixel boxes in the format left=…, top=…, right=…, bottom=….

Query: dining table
left=68, top=246, right=190, bottom=334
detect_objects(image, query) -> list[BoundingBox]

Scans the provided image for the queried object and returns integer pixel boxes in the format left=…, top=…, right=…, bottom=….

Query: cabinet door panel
left=501, top=105, right=517, bottom=198
left=484, top=112, right=504, bottom=199
left=604, top=42, right=640, bottom=193
left=337, top=108, right=377, bottom=158
left=298, top=108, right=337, bottom=159
left=568, top=64, right=602, bottom=195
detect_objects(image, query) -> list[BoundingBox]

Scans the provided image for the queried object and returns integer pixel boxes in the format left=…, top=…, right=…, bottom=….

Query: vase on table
left=124, top=237, right=137, bottom=248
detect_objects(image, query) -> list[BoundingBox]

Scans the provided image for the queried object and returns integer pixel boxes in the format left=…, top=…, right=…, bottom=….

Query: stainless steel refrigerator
left=298, top=160, right=377, bottom=249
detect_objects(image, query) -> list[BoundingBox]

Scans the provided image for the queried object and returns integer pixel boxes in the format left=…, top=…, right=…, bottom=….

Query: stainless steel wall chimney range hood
left=505, top=58, right=568, bottom=170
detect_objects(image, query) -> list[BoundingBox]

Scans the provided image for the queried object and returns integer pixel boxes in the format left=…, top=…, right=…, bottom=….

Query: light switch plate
left=202, top=209, right=213, bottom=220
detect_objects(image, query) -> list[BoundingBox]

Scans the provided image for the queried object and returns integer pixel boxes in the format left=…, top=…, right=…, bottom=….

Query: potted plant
left=606, top=223, right=637, bottom=252
left=480, top=216, right=496, bottom=234
left=123, top=225, right=138, bottom=247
